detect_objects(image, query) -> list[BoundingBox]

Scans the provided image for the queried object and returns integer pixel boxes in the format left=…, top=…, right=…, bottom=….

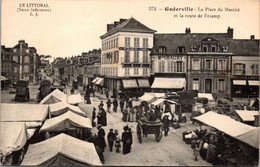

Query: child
left=114, top=129, right=121, bottom=153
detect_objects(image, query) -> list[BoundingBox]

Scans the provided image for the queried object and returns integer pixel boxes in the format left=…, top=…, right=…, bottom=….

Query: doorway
left=205, top=79, right=212, bottom=93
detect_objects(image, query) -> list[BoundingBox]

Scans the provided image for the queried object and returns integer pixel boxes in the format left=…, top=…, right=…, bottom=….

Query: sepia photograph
left=1, top=0, right=259, bottom=166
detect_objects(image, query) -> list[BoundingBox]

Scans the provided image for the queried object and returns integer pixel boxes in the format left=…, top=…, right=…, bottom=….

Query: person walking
left=92, top=107, right=96, bottom=127
left=113, top=98, right=118, bottom=113
left=98, top=101, right=104, bottom=111
left=127, top=128, right=133, bottom=153
left=162, top=115, right=170, bottom=137
left=105, top=89, right=109, bottom=98
left=107, top=129, right=116, bottom=152
left=106, top=99, right=112, bottom=113
left=97, top=125, right=106, bottom=152
left=115, top=134, right=121, bottom=153
left=100, top=108, right=107, bottom=126
left=128, top=98, right=133, bottom=109
left=121, top=126, right=130, bottom=155
left=120, top=98, right=125, bottom=113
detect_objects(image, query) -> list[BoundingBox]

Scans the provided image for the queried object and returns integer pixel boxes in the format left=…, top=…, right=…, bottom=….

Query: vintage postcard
left=1, top=0, right=259, bottom=166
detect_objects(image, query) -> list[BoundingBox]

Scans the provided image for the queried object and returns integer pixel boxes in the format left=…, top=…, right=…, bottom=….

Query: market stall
left=48, top=102, right=85, bottom=117
left=40, top=89, right=67, bottom=104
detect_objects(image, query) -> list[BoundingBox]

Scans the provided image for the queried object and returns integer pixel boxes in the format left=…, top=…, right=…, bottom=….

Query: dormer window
left=13, top=49, right=17, bottom=53
left=223, top=47, right=228, bottom=52
left=159, top=46, right=167, bottom=53
left=178, top=46, right=185, bottom=53
left=211, top=45, right=216, bottom=52
left=191, top=46, right=196, bottom=51
left=202, top=45, right=208, bottom=52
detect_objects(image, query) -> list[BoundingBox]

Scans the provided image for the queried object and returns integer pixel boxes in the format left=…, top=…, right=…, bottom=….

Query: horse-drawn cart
left=136, top=118, right=163, bottom=143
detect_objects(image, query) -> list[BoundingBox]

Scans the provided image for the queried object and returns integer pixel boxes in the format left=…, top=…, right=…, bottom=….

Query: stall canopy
left=122, top=79, right=138, bottom=88
left=0, top=122, right=31, bottom=156
left=233, top=80, right=246, bottom=85
left=21, top=133, right=102, bottom=166
left=151, top=98, right=165, bottom=106
left=137, top=79, right=150, bottom=88
left=248, top=80, right=260, bottom=86
left=67, top=93, right=84, bottom=105
left=40, top=89, right=67, bottom=104
left=0, top=75, right=8, bottom=81
left=91, top=77, right=100, bottom=83
left=95, top=78, right=104, bottom=86
left=198, top=93, right=214, bottom=101
left=194, top=111, right=258, bottom=149
left=49, top=102, right=85, bottom=117
left=151, top=78, right=186, bottom=89
left=0, top=103, right=49, bottom=122
left=236, top=128, right=259, bottom=149
left=40, top=111, right=92, bottom=132
left=139, top=93, right=156, bottom=103
left=235, top=110, right=259, bottom=122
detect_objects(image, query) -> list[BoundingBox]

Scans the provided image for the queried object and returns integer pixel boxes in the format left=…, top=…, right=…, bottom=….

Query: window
left=124, top=50, right=130, bottom=63
left=125, top=67, right=130, bottom=75
left=24, top=56, right=29, bottom=63
left=234, top=63, right=246, bottom=75
left=205, top=59, right=212, bottom=70
left=191, top=46, right=196, bottom=51
left=115, top=38, right=118, bottom=47
left=218, top=79, right=225, bottom=92
left=108, top=41, right=111, bottom=49
left=177, top=61, right=183, bottom=72
left=134, top=51, right=139, bottom=63
left=143, top=38, right=148, bottom=48
left=134, top=38, right=139, bottom=47
left=178, top=46, right=185, bottom=53
left=252, top=64, right=259, bottom=75
left=14, top=67, right=18, bottom=73
left=202, top=45, right=208, bottom=52
left=211, top=45, right=216, bottom=52
left=24, top=65, right=30, bottom=73
left=143, top=51, right=148, bottom=63
left=13, top=56, right=18, bottom=63
left=159, top=61, right=165, bottom=72
left=218, top=60, right=226, bottom=71
left=114, top=51, right=119, bottom=63
left=143, top=68, right=148, bottom=75
left=134, top=67, right=139, bottom=75
left=125, top=37, right=130, bottom=47
left=26, top=49, right=29, bottom=53
left=223, top=47, right=228, bottom=52
left=192, top=79, right=199, bottom=90
left=159, top=46, right=167, bottom=53
left=115, top=67, right=118, bottom=76
left=111, top=40, right=114, bottom=48
left=13, top=49, right=17, bottom=53
left=192, top=59, right=200, bottom=70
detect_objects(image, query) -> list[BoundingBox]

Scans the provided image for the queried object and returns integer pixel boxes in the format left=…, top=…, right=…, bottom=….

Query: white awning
left=0, top=76, right=8, bottom=81
left=137, top=79, right=150, bottom=88
left=248, top=80, right=260, bottom=86
left=91, top=77, right=99, bottom=83
left=151, top=78, right=186, bottom=89
left=198, top=93, right=214, bottom=101
left=235, top=110, right=259, bottom=122
left=122, top=79, right=138, bottom=88
left=139, top=93, right=156, bottom=103
left=233, top=80, right=246, bottom=85
left=95, top=78, right=104, bottom=86
left=151, top=99, right=165, bottom=106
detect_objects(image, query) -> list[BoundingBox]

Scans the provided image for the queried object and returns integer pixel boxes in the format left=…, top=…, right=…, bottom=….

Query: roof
left=152, top=33, right=259, bottom=56
left=48, top=102, right=85, bottom=117
left=0, top=122, right=30, bottom=156
left=40, top=89, right=67, bottom=104
left=67, top=93, right=84, bottom=105
left=139, top=93, right=156, bottom=103
left=40, top=111, right=92, bottom=132
left=100, top=17, right=156, bottom=39
left=235, top=110, right=259, bottom=122
left=21, top=133, right=102, bottom=166
left=0, top=103, right=49, bottom=122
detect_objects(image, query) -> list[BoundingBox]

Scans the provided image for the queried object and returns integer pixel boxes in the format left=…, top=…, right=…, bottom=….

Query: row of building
left=50, top=18, right=259, bottom=102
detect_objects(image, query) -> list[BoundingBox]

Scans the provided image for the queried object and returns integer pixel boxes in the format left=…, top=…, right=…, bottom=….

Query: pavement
left=1, top=82, right=211, bottom=166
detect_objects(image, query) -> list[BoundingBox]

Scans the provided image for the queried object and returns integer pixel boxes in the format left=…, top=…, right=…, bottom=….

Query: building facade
left=100, top=18, right=156, bottom=93
left=2, top=40, right=40, bottom=83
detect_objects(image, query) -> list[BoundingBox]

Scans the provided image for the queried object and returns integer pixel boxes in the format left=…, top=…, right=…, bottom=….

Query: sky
left=1, top=0, right=259, bottom=61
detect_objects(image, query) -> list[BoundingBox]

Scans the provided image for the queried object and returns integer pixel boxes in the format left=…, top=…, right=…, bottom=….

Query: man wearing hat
left=92, top=107, right=96, bottom=127
left=107, top=129, right=116, bottom=152
left=97, top=125, right=106, bottom=152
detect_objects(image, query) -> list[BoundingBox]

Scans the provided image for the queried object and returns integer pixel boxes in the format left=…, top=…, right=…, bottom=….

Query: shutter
left=174, top=61, right=177, bottom=72
left=242, top=64, right=246, bottom=74
left=182, top=61, right=185, bottom=72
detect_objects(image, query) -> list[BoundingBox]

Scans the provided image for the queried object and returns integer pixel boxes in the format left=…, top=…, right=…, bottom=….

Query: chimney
left=185, top=28, right=191, bottom=34
left=227, top=27, right=233, bottom=38
left=119, top=18, right=127, bottom=24
left=114, top=21, right=120, bottom=27
left=107, top=24, right=114, bottom=32
left=250, top=35, right=255, bottom=40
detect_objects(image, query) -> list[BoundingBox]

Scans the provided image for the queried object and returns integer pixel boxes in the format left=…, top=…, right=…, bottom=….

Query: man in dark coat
left=107, top=129, right=116, bottom=152
left=106, top=99, right=112, bottom=113
left=97, top=125, right=106, bottom=152
left=127, top=128, right=133, bottom=153
left=98, top=101, right=104, bottom=111
left=162, top=115, right=170, bottom=137
left=121, top=126, right=130, bottom=155
left=98, top=109, right=107, bottom=126
left=128, top=98, right=133, bottom=109
left=113, top=98, right=118, bottom=113
left=120, top=99, right=125, bottom=113
left=92, top=107, right=96, bottom=127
